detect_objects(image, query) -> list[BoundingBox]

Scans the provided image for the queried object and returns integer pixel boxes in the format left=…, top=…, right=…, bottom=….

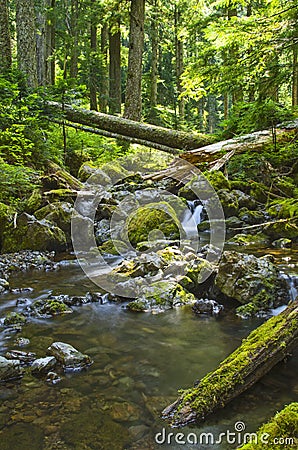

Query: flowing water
left=0, top=249, right=297, bottom=450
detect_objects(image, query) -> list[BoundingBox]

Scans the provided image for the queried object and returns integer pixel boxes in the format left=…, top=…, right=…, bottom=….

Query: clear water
left=0, top=254, right=297, bottom=450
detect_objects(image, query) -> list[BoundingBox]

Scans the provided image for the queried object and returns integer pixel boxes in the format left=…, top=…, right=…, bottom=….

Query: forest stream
left=0, top=240, right=297, bottom=449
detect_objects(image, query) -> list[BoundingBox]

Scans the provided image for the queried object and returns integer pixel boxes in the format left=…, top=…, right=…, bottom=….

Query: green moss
left=44, top=189, right=75, bottom=203
left=204, top=170, right=231, bottom=191
left=25, top=189, right=43, bottom=214
left=35, top=202, right=72, bottom=234
left=227, top=233, right=269, bottom=248
left=126, top=300, right=146, bottom=312
left=98, top=239, right=128, bottom=256
left=176, top=304, right=298, bottom=420
left=239, top=403, right=298, bottom=449
left=4, top=312, right=26, bottom=326
left=31, top=299, right=72, bottom=317
left=127, top=202, right=181, bottom=247
left=101, top=161, right=131, bottom=181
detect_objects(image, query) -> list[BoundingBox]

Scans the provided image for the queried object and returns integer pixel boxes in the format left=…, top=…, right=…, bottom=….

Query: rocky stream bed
left=0, top=161, right=297, bottom=448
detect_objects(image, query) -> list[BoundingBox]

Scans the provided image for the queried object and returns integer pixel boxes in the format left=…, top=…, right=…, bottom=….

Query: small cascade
left=280, top=272, right=298, bottom=301
left=181, top=201, right=203, bottom=238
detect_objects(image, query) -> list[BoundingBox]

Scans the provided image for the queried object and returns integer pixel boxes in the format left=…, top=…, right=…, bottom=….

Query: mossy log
left=162, top=299, right=298, bottom=427
left=46, top=101, right=213, bottom=151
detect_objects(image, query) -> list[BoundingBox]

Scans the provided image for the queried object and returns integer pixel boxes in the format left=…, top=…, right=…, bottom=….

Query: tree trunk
left=109, top=23, right=121, bottom=114
left=150, top=0, right=158, bottom=108
left=46, top=101, right=212, bottom=150
left=15, top=0, right=38, bottom=88
left=162, top=299, right=298, bottom=427
left=89, top=0, right=98, bottom=111
left=36, top=1, right=46, bottom=85
left=123, top=0, right=145, bottom=121
left=70, top=0, right=79, bottom=79
left=45, top=0, right=55, bottom=85
left=175, top=6, right=184, bottom=123
left=0, top=0, right=12, bottom=72
left=99, top=23, right=109, bottom=113
left=292, top=41, right=298, bottom=107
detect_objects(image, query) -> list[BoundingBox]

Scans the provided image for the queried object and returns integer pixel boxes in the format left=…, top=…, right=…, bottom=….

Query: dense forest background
left=0, top=0, right=298, bottom=206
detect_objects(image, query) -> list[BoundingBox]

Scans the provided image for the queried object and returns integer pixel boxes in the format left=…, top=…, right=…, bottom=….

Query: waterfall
left=181, top=201, right=203, bottom=238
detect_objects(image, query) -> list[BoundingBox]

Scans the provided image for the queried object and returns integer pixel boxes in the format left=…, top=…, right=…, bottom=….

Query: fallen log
left=162, top=299, right=298, bottom=427
left=45, top=101, right=213, bottom=151
left=51, top=120, right=181, bottom=155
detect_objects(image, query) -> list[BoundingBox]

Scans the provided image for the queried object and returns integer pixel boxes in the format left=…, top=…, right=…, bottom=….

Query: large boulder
left=35, top=202, right=72, bottom=239
left=215, top=251, right=289, bottom=317
left=0, top=356, right=24, bottom=381
left=2, top=213, right=67, bottom=253
left=127, top=202, right=181, bottom=247
left=78, top=163, right=112, bottom=185
left=47, top=342, right=93, bottom=370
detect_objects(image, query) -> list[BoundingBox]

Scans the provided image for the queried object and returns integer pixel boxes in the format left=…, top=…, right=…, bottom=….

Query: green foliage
left=268, top=199, right=298, bottom=219
left=0, top=159, right=39, bottom=205
left=222, top=100, right=294, bottom=137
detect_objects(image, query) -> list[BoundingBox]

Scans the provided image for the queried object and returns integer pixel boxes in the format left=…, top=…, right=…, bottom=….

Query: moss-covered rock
left=2, top=213, right=67, bottom=253
left=232, top=189, right=257, bottom=209
left=30, top=298, right=73, bottom=317
left=25, top=189, right=44, bottom=214
left=3, top=312, right=27, bottom=326
left=78, top=163, right=112, bottom=185
left=204, top=170, right=231, bottom=191
left=129, top=281, right=196, bottom=313
left=43, top=188, right=77, bottom=204
left=127, top=202, right=181, bottom=247
left=178, top=175, right=213, bottom=201
left=227, top=233, right=270, bottom=248
left=43, top=162, right=83, bottom=191
left=98, top=239, right=129, bottom=256
left=238, top=403, right=298, bottom=450
left=225, top=216, right=244, bottom=229
left=238, top=207, right=266, bottom=225
left=101, top=161, right=132, bottom=182
left=112, top=253, right=165, bottom=277
left=0, top=202, right=14, bottom=250
left=217, top=189, right=239, bottom=217
left=215, top=251, right=289, bottom=316
left=35, top=202, right=72, bottom=236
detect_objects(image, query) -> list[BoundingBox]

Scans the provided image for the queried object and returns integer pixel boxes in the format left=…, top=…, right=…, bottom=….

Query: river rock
left=227, top=233, right=270, bottom=248
left=127, top=281, right=196, bottom=313
left=35, top=202, right=73, bottom=237
left=272, top=238, right=292, bottom=248
left=78, top=163, right=112, bottom=184
left=31, top=357, right=57, bottom=375
left=5, top=350, right=36, bottom=364
left=14, top=337, right=30, bottom=347
left=192, top=299, right=224, bottom=315
left=2, top=213, right=67, bottom=253
left=47, top=342, right=93, bottom=370
left=215, top=251, right=289, bottom=316
left=3, top=312, right=26, bottom=326
left=29, top=297, right=73, bottom=317
left=0, top=278, right=9, bottom=293
left=0, top=356, right=24, bottom=381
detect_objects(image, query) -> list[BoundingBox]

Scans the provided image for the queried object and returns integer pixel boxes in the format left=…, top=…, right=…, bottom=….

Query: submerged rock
left=0, top=356, right=24, bottom=381
left=5, top=350, right=36, bottom=364
left=47, top=342, right=93, bottom=370
left=31, top=357, right=57, bottom=375
left=215, top=251, right=289, bottom=317
left=3, top=312, right=26, bottom=326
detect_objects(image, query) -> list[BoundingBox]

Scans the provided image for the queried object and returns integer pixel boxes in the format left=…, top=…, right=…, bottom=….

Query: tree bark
left=292, top=41, right=298, bottom=107
left=162, top=299, right=298, bottom=427
left=46, top=101, right=213, bottom=150
left=70, top=0, right=79, bottom=79
left=150, top=0, right=158, bottom=108
left=99, top=23, right=109, bottom=113
left=36, top=1, right=46, bottom=85
left=16, top=0, right=38, bottom=88
left=109, top=22, right=121, bottom=114
left=175, top=6, right=184, bottom=123
left=123, top=0, right=145, bottom=121
left=0, top=0, right=12, bottom=72
left=45, top=0, right=55, bottom=85
left=89, top=0, right=98, bottom=111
